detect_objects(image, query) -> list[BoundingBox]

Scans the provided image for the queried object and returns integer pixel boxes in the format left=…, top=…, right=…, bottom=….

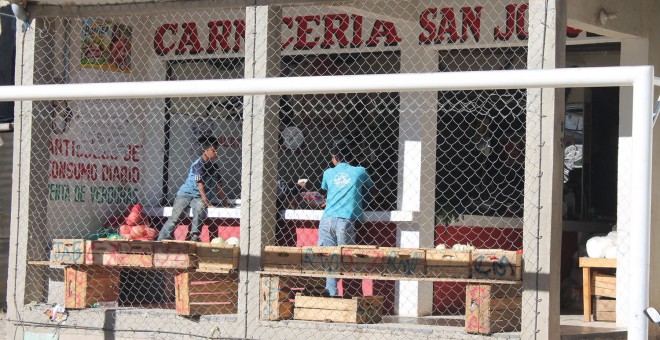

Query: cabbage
left=211, top=237, right=226, bottom=245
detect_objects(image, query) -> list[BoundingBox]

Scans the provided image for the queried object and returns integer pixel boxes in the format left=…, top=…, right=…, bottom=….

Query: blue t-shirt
left=177, top=158, right=223, bottom=198
left=321, top=162, right=373, bottom=222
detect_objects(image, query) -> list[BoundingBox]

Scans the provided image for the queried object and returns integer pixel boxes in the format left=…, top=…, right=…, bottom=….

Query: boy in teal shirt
left=319, top=140, right=373, bottom=296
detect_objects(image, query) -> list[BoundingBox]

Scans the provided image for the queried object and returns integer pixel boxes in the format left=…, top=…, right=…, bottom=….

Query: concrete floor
left=560, top=314, right=626, bottom=339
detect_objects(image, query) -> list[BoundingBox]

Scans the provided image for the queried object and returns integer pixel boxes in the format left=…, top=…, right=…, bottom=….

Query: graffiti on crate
left=473, top=254, right=515, bottom=278
left=51, top=239, right=85, bottom=263
left=303, top=248, right=340, bottom=274
left=341, top=248, right=383, bottom=273
left=385, top=249, right=422, bottom=275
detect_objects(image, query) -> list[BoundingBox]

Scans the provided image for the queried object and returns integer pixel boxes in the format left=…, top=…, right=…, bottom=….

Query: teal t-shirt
left=321, top=163, right=373, bottom=222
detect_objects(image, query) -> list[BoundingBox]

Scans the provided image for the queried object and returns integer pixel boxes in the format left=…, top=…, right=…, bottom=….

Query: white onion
left=435, top=244, right=447, bottom=250
left=604, top=246, right=617, bottom=259
left=226, top=237, right=239, bottom=246
left=586, top=236, right=606, bottom=258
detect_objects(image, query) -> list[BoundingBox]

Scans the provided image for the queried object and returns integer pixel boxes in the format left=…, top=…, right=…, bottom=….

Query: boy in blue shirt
left=319, top=139, right=373, bottom=296
left=157, top=136, right=228, bottom=242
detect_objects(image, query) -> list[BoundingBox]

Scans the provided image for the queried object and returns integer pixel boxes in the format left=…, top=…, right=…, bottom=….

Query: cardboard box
left=196, top=243, right=239, bottom=272
left=471, top=249, right=522, bottom=281
left=153, top=242, right=196, bottom=269
left=301, top=246, right=342, bottom=275
left=425, top=249, right=471, bottom=279
left=592, top=273, right=616, bottom=299
left=65, top=265, right=120, bottom=309
left=294, top=295, right=383, bottom=324
left=85, top=240, right=153, bottom=268
left=465, top=284, right=522, bottom=334
left=263, top=246, right=302, bottom=273
left=174, top=271, right=238, bottom=315
left=51, top=239, right=86, bottom=265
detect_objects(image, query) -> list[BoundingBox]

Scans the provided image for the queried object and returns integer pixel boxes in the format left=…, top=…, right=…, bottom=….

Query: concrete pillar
left=240, top=5, right=281, bottom=339
left=7, top=16, right=41, bottom=339
left=523, top=1, right=566, bottom=339
left=395, top=22, right=437, bottom=317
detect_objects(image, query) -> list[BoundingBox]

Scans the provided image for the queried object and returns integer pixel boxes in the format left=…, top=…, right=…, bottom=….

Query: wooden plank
left=295, top=295, right=383, bottom=311
left=153, top=242, right=196, bottom=269
left=189, top=291, right=238, bottom=304
left=378, top=248, right=425, bottom=277
left=579, top=257, right=617, bottom=268
left=301, top=246, right=342, bottom=274
left=294, top=306, right=382, bottom=324
left=188, top=302, right=237, bottom=315
left=583, top=266, right=592, bottom=322
left=471, top=250, right=522, bottom=280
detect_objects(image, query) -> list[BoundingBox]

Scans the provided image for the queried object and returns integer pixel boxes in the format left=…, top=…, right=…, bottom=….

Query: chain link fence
left=7, top=1, right=579, bottom=338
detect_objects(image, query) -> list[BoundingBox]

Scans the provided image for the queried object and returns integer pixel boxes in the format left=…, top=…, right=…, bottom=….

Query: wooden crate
left=174, top=271, right=238, bottom=315
left=51, top=239, right=86, bottom=264
left=294, top=295, right=383, bottom=324
left=154, top=242, right=196, bottom=269
left=301, top=246, right=342, bottom=275
left=592, top=273, right=616, bottom=298
left=341, top=246, right=383, bottom=275
left=471, top=249, right=522, bottom=281
left=378, top=247, right=425, bottom=277
left=425, top=249, right=471, bottom=279
left=465, top=284, right=522, bottom=334
left=196, top=244, right=239, bottom=272
left=340, top=246, right=425, bottom=277
left=593, top=297, right=616, bottom=322
left=85, top=240, right=153, bottom=268
left=263, top=246, right=302, bottom=273
left=260, top=276, right=295, bottom=320
left=65, top=265, right=120, bottom=309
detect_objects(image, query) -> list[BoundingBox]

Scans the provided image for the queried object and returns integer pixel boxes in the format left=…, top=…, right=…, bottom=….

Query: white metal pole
left=628, top=67, right=654, bottom=340
left=0, top=66, right=645, bottom=101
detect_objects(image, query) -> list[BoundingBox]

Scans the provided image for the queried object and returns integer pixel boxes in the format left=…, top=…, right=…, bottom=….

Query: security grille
left=7, top=1, right=578, bottom=339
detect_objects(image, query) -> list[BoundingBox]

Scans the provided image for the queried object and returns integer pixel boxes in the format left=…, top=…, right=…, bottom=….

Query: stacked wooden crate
left=425, top=249, right=471, bottom=279
left=465, top=283, right=522, bottom=334
left=263, top=246, right=302, bottom=273
left=592, top=272, right=616, bottom=321
left=259, top=275, right=327, bottom=320
left=196, top=243, right=239, bottom=272
left=294, top=295, right=384, bottom=324
left=85, top=240, right=154, bottom=268
left=471, top=249, right=522, bottom=281
left=65, top=265, right=120, bottom=309
left=341, top=246, right=425, bottom=277
left=174, top=271, right=238, bottom=315
left=153, top=242, right=196, bottom=269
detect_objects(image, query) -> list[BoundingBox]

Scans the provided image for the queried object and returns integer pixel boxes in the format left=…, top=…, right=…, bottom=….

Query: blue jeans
left=318, top=216, right=356, bottom=296
left=157, top=195, right=206, bottom=241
